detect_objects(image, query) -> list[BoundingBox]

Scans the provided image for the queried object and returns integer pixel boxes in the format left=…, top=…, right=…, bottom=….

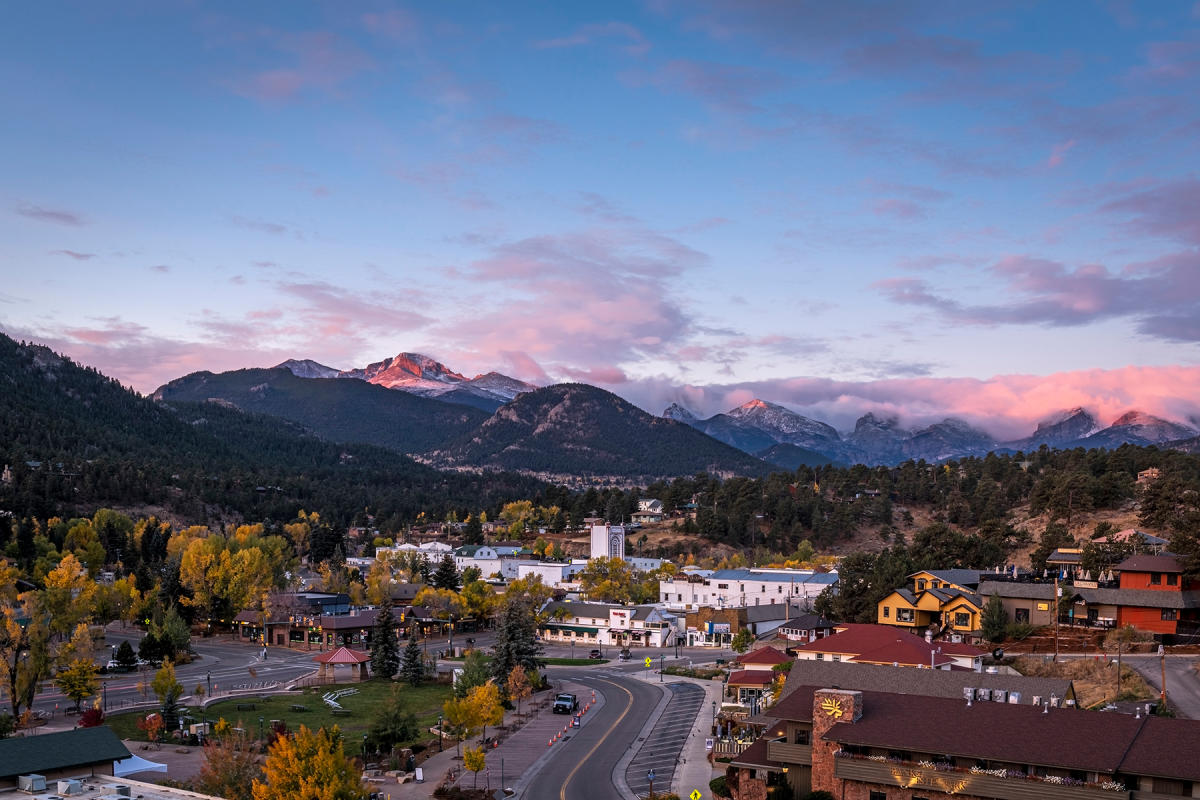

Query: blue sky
left=3, top=1, right=1200, bottom=435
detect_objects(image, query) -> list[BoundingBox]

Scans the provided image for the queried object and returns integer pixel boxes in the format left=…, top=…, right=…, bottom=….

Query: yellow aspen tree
left=251, top=725, right=365, bottom=800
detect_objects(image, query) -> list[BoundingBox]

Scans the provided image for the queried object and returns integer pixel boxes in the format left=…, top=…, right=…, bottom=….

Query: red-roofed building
left=735, top=646, right=792, bottom=670
left=792, top=624, right=982, bottom=670
left=727, top=669, right=778, bottom=705
left=728, top=684, right=1200, bottom=800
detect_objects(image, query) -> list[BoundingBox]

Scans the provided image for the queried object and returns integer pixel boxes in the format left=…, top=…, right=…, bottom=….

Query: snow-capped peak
left=663, top=403, right=698, bottom=423
left=274, top=358, right=341, bottom=379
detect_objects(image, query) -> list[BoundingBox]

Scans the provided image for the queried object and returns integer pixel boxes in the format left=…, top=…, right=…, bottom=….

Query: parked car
left=552, top=693, right=579, bottom=714
left=588, top=649, right=603, bottom=659
left=617, top=648, right=632, bottom=662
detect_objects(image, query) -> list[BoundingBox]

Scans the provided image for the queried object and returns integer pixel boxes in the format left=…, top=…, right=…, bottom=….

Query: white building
left=590, top=524, right=625, bottom=560
left=540, top=600, right=679, bottom=648
left=659, top=568, right=839, bottom=611
left=518, top=560, right=589, bottom=586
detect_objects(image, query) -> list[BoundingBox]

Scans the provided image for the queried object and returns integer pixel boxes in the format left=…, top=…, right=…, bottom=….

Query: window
left=1162, top=609, right=1178, bottom=621
left=1015, top=608, right=1030, bottom=623
left=793, top=729, right=810, bottom=745
left=1152, top=573, right=1162, bottom=585
left=832, top=655, right=841, bottom=662
left=916, top=580, right=926, bottom=591
left=954, top=612, right=970, bottom=628
left=883, top=607, right=891, bottom=618
left=897, top=609, right=915, bottom=622
left=717, top=583, right=729, bottom=589
left=870, top=791, right=887, bottom=800
left=815, top=653, right=824, bottom=660
left=1168, top=574, right=1179, bottom=586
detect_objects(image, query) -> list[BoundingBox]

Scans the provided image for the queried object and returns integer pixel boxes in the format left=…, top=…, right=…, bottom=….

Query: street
left=1125, top=654, right=1200, bottom=719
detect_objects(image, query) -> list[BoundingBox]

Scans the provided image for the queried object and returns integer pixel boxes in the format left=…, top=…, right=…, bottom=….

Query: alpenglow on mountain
left=663, top=400, right=1199, bottom=466
left=274, top=352, right=537, bottom=412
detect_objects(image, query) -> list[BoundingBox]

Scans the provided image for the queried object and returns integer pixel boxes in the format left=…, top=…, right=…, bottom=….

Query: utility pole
left=1160, top=644, right=1167, bottom=705
left=1053, top=571, right=1061, bottom=662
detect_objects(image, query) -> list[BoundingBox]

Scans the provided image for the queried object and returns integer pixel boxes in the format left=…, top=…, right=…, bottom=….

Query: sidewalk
left=379, top=680, right=602, bottom=799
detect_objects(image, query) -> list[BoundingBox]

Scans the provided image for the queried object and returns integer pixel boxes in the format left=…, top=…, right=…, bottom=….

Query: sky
left=3, top=1, right=1200, bottom=438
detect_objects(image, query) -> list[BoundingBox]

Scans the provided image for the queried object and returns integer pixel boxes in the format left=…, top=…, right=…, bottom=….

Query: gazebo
left=312, top=646, right=371, bottom=681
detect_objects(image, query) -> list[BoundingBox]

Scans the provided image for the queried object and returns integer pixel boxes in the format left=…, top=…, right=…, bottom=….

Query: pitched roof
left=1120, top=716, right=1200, bottom=781
left=793, top=624, right=979, bottom=667
left=737, top=647, right=792, bottom=666
left=320, top=608, right=380, bottom=628
left=727, top=669, right=776, bottom=686
left=1074, top=587, right=1200, bottom=609
left=775, top=661, right=1072, bottom=707
left=1116, top=554, right=1183, bottom=573
left=823, top=690, right=1142, bottom=775
left=779, top=613, right=834, bottom=630
left=977, top=579, right=1055, bottom=600
left=729, top=735, right=780, bottom=771
left=914, top=569, right=982, bottom=587
left=0, top=726, right=130, bottom=778
left=312, top=646, right=370, bottom=664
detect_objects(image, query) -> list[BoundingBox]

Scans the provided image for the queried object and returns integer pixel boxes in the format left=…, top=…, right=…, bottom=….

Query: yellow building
left=877, top=569, right=983, bottom=636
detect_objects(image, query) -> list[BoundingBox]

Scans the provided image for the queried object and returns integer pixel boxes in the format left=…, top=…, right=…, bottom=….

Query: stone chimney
left=811, top=689, right=862, bottom=795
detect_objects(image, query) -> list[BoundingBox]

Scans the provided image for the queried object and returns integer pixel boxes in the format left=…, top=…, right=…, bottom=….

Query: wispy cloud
left=49, top=249, right=95, bottom=260
left=227, top=30, right=372, bottom=102
left=535, top=21, right=650, bottom=55
left=16, top=204, right=85, bottom=226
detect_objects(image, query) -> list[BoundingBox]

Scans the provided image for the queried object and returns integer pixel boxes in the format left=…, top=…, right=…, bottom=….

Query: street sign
left=691, top=790, right=703, bottom=800
left=705, top=737, right=714, bottom=752
left=644, top=656, right=652, bottom=667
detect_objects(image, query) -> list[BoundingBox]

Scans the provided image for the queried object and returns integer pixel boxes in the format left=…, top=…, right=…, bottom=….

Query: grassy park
left=106, top=680, right=454, bottom=755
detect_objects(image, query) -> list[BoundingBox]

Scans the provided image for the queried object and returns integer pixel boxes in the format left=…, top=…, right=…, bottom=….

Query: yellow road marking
left=560, top=678, right=634, bottom=800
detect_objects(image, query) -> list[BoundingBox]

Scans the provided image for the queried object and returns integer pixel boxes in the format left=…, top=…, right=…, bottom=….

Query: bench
left=236, top=703, right=256, bottom=711
left=290, top=704, right=309, bottom=712
left=332, top=708, right=352, bottom=716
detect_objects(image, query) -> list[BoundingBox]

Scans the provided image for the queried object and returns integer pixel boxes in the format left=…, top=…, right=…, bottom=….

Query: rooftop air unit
left=17, top=775, right=46, bottom=793
left=57, top=780, right=83, bottom=795
left=962, top=687, right=976, bottom=702
left=1008, top=692, right=1021, bottom=704
left=976, top=688, right=991, bottom=702
left=992, top=689, right=1007, bottom=703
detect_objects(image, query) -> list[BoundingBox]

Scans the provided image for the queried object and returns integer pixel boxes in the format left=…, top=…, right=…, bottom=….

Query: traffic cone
left=548, top=738, right=553, bottom=747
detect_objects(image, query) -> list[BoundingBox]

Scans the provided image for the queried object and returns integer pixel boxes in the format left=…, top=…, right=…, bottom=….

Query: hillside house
left=876, top=570, right=984, bottom=637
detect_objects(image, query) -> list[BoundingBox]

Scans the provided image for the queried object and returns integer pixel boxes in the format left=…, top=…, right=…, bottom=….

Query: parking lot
left=625, top=682, right=706, bottom=796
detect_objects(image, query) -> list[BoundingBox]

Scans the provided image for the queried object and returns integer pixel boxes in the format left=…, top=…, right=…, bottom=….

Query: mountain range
left=664, top=401, right=1199, bottom=466
left=274, top=354, right=536, bottom=412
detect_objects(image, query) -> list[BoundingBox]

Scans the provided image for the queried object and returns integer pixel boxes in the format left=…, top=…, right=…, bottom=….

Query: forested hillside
left=0, top=334, right=544, bottom=527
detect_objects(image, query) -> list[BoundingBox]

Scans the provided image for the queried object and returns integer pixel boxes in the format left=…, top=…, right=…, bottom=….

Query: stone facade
left=811, top=689, right=862, bottom=795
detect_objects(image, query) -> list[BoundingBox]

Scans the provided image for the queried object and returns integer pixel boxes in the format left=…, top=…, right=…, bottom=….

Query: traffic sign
left=644, top=656, right=653, bottom=667
left=691, top=790, right=703, bottom=800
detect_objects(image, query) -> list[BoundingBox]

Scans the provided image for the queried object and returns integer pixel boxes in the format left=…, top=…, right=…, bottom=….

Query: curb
left=613, top=673, right=672, bottom=800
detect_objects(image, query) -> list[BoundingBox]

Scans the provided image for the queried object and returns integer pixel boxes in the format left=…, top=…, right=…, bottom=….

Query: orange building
left=1113, top=554, right=1200, bottom=635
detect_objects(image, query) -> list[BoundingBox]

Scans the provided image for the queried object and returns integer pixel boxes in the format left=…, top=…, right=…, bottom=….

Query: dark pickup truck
left=552, top=692, right=578, bottom=714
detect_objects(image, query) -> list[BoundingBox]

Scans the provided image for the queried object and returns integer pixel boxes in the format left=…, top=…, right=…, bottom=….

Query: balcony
left=766, top=740, right=812, bottom=765
left=834, top=755, right=1129, bottom=800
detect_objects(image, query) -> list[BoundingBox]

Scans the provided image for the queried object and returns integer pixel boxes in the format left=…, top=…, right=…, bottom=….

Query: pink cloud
left=361, top=9, right=418, bottom=41
left=874, top=249, right=1200, bottom=339
left=229, top=30, right=372, bottom=102
left=1047, top=138, right=1077, bottom=167
left=633, top=365, right=1200, bottom=441
left=872, top=198, right=925, bottom=219
left=1102, top=178, right=1200, bottom=245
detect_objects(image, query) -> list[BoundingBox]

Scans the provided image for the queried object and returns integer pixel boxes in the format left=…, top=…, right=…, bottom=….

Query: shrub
left=710, top=775, right=731, bottom=798
left=1004, top=622, right=1036, bottom=641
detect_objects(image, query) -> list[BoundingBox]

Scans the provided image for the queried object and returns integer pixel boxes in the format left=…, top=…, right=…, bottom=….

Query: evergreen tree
left=980, top=593, right=1008, bottom=643
left=400, top=635, right=424, bottom=686
left=369, top=596, right=400, bottom=679
left=455, top=649, right=491, bottom=699
left=490, top=597, right=544, bottom=685
left=114, top=639, right=138, bottom=670
left=432, top=555, right=461, bottom=591
left=463, top=515, right=484, bottom=545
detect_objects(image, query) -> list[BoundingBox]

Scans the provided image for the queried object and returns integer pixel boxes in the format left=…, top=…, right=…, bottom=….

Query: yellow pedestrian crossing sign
left=644, top=656, right=652, bottom=667
left=690, top=790, right=702, bottom=800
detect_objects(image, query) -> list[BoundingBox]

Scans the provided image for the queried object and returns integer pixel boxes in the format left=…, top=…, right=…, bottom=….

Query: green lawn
left=105, top=679, right=453, bottom=756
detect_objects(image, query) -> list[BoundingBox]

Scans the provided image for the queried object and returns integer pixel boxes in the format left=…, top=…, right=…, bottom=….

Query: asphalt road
left=1125, top=655, right=1200, bottom=719
left=523, top=672, right=663, bottom=800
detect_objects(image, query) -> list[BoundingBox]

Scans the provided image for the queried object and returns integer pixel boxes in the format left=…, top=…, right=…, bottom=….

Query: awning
left=543, top=625, right=600, bottom=634
left=113, top=754, right=168, bottom=777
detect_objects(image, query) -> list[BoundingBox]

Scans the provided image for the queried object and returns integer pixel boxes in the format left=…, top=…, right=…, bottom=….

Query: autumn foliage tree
left=195, top=730, right=262, bottom=800
left=251, top=725, right=365, bottom=800
left=463, top=746, right=486, bottom=788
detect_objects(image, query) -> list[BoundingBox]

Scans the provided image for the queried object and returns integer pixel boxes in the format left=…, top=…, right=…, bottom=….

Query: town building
left=876, top=570, right=983, bottom=637
left=590, top=524, right=626, bottom=560
left=783, top=658, right=1076, bottom=707
left=792, top=624, right=983, bottom=670
left=683, top=603, right=807, bottom=647
left=0, top=727, right=130, bottom=787
left=660, top=568, right=839, bottom=611
left=728, top=682, right=1200, bottom=800
left=539, top=599, right=678, bottom=648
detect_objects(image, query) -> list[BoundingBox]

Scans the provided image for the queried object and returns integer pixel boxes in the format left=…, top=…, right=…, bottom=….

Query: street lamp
left=437, top=714, right=443, bottom=752
left=258, top=716, right=264, bottom=742
left=659, top=655, right=663, bottom=682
